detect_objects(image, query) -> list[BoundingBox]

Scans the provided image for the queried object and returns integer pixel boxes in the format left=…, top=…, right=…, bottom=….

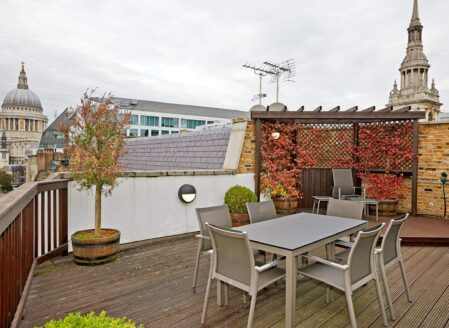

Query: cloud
left=0, top=0, right=447, bottom=121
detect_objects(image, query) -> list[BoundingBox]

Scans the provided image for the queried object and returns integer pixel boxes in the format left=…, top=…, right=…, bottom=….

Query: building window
left=180, top=119, right=206, bottom=129
left=161, top=117, right=178, bottom=128
left=140, top=115, right=159, bottom=126
left=2, top=153, right=6, bottom=159
left=207, top=121, right=214, bottom=124
left=171, top=131, right=179, bottom=134
left=128, top=128, right=138, bottom=137
left=140, top=129, right=149, bottom=137
left=130, top=115, right=139, bottom=125
left=151, top=130, right=159, bottom=136
left=161, top=130, right=170, bottom=135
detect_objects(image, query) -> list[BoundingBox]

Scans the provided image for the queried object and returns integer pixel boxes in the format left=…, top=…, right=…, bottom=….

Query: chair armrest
left=255, top=258, right=283, bottom=272
left=301, top=254, right=349, bottom=271
left=195, top=234, right=210, bottom=241
left=335, top=240, right=353, bottom=249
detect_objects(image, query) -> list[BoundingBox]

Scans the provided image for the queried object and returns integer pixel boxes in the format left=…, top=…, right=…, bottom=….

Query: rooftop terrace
left=18, top=233, right=449, bottom=328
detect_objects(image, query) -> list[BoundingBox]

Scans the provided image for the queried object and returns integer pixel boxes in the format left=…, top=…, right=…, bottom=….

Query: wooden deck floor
left=19, top=234, right=449, bottom=328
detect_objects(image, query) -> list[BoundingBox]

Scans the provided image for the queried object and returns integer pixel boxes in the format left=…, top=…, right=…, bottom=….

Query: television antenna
left=242, top=63, right=271, bottom=104
left=263, top=59, right=296, bottom=102
left=243, top=59, right=295, bottom=103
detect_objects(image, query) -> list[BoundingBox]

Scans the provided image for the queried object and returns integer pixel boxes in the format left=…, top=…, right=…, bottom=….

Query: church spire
left=411, top=0, right=420, bottom=25
left=17, top=62, right=29, bottom=90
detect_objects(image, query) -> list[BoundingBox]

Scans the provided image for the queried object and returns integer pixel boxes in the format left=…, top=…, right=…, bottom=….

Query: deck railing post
left=58, top=187, right=68, bottom=256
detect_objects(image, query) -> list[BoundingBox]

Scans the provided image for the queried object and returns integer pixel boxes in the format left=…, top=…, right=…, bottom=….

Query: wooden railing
left=0, top=180, right=68, bottom=328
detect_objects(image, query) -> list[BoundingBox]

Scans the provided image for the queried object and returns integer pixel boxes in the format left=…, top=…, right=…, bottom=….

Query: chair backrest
left=196, top=205, right=232, bottom=250
left=326, top=198, right=364, bottom=220
left=332, top=168, right=355, bottom=197
left=207, top=223, right=255, bottom=288
left=246, top=200, right=278, bottom=224
left=379, top=213, right=409, bottom=265
left=347, top=223, right=384, bottom=285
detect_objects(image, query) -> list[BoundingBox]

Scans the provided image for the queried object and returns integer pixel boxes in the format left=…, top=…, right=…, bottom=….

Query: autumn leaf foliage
left=66, top=91, right=130, bottom=234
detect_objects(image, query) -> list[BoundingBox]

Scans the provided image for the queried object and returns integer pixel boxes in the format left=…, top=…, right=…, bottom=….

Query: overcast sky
left=0, top=0, right=448, bottom=122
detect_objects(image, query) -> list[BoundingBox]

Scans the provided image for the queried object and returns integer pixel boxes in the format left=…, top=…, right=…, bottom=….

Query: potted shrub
left=66, top=92, right=130, bottom=265
left=363, top=173, right=403, bottom=216
left=261, top=122, right=303, bottom=215
left=224, top=185, right=257, bottom=226
left=35, top=311, right=143, bottom=328
left=352, top=122, right=415, bottom=217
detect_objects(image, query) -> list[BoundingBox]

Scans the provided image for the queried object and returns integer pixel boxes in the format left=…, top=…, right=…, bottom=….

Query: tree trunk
left=95, top=184, right=102, bottom=235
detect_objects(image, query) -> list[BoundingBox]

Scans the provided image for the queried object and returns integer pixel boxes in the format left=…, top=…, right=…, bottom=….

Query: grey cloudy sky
left=0, top=0, right=448, bottom=122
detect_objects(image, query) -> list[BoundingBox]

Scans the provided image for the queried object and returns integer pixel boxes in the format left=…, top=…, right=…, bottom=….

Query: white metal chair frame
left=376, top=213, right=412, bottom=319
left=299, top=224, right=388, bottom=328
left=201, top=223, right=285, bottom=328
left=192, top=205, right=232, bottom=289
left=332, top=168, right=366, bottom=199
left=335, top=214, right=412, bottom=321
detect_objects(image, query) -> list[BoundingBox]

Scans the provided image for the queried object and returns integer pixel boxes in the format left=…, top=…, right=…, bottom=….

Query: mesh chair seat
left=300, top=262, right=346, bottom=290
left=257, top=267, right=285, bottom=290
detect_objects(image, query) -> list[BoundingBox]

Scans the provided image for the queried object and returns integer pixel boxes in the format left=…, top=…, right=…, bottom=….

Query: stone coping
left=58, top=169, right=237, bottom=179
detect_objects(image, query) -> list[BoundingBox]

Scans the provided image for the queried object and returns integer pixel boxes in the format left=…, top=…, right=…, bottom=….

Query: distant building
left=388, top=0, right=442, bottom=122
left=109, top=97, right=247, bottom=137
left=39, top=108, right=73, bottom=151
left=0, top=63, right=48, bottom=167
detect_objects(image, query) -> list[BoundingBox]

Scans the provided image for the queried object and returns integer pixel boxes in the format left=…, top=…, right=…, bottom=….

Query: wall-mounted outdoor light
left=178, top=184, right=197, bottom=203
left=271, top=131, right=280, bottom=140
left=441, top=172, right=447, bottom=218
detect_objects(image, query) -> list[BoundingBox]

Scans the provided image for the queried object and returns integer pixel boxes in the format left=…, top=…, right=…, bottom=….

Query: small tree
left=0, top=170, right=13, bottom=193
left=67, top=91, right=130, bottom=235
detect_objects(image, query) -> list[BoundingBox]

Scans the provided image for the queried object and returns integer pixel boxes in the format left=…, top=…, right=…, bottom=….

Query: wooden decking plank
left=346, top=247, right=447, bottom=328
left=367, top=248, right=449, bottom=328
left=18, top=235, right=449, bottom=328
left=419, top=284, right=449, bottom=328
left=391, top=253, right=449, bottom=328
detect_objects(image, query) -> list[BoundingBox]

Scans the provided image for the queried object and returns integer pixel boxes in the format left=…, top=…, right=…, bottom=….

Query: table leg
left=285, top=253, right=297, bottom=327
left=217, top=281, right=222, bottom=306
left=312, top=200, right=316, bottom=214
left=317, top=200, right=321, bottom=214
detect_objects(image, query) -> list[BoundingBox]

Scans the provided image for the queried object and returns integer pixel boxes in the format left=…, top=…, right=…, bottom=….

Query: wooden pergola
left=251, top=105, right=426, bottom=216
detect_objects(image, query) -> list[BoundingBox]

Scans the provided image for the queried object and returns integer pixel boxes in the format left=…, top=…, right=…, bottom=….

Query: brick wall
left=237, top=120, right=449, bottom=218
left=237, top=119, right=256, bottom=174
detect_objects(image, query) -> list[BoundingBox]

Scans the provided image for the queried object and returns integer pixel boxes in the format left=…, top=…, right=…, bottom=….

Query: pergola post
left=412, top=119, right=419, bottom=216
left=255, top=118, right=261, bottom=201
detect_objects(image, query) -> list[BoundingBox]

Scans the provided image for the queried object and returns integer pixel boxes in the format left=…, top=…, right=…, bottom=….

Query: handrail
left=0, top=179, right=69, bottom=328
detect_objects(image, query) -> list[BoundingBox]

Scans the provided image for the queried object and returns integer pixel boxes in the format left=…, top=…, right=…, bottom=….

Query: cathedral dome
left=2, top=88, right=42, bottom=109
left=1, top=63, right=43, bottom=110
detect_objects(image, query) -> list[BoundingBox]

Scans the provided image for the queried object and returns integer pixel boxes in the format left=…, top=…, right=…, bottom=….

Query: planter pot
left=72, top=229, right=120, bottom=266
left=231, top=214, right=250, bottom=227
left=374, top=199, right=399, bottom=217
left=273, top=198, right=299, bottom=215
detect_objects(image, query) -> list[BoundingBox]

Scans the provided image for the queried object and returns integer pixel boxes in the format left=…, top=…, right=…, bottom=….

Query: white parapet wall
left=68, top=171, right=254, bottom=246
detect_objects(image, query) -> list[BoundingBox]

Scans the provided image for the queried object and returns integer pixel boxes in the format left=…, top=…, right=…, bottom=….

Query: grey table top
left=233, top=213, right=367, bottom=251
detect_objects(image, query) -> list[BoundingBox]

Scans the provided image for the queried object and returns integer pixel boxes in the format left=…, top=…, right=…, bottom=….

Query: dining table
left=233, top=212, right=367, bottom=328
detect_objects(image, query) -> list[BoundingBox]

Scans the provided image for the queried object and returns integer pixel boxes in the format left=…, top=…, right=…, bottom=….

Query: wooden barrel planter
left=273, top=198, right=299, bottom=215
left=376, top=199, right=399, bottom=217
left=72, top=229, right=120, bottom=265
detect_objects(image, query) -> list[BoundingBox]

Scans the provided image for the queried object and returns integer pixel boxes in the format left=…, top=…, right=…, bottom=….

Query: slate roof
left=120, top=126, right=232, bottom=171
left=110, top=97, right=248, bottom=119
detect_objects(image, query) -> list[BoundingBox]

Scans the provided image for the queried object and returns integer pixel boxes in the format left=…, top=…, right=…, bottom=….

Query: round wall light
left=178, top=184, right=197, bottom=203
left=271, top=131, right=280, bottom=140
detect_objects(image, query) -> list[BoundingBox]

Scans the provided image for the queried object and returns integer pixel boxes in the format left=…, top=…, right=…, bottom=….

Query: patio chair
left=192, top=205, right=232, bottom=289
left=332, top=168, right=365, bottom=199
left=326, top=198, right=365, bottom=220
left=246, top=200, right=278, bottom=224
left=334, top=214, right=412, bottom=320
left=201, top=223, right=285, bottom=328
left=298, top=224, right=388, bottom=328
